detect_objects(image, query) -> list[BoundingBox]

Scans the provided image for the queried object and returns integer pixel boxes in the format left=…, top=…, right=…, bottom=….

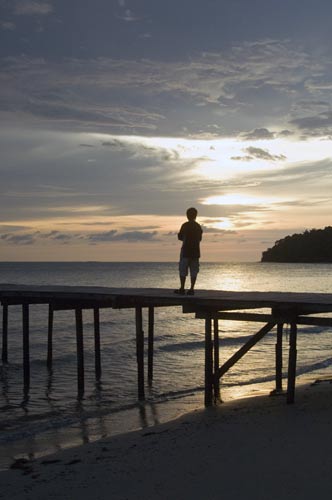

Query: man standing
left=175, top=207, right=203, bottom=295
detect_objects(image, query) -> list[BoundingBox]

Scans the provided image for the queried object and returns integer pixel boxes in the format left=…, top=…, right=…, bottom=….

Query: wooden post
left=135, top=306, right=145, bottom=400
left=287, top=322, right=297, bottom=404
left=2, top=304, right=8, bottom=363
left=204, top=315, right=213, bottom=407
left=75, top=308, right=84, bottom=397
left=213, top=317, right=221, bottom=402
left=94, top=308, right=101, bottom=380
left=148, top=306, right=154, bottom=384
left=47, top=304, right=53, bottom=370
left=22, top=304, right=30, bottom=392
left=275, top=323, right=283, bottom=392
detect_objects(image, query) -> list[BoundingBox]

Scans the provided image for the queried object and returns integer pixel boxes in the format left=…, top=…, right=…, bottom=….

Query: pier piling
left=148, top=306, right=154, bottom=384
left=47, top=305, right=53, bottom=370
left=135, top=306, right=145, bottom=400
left=2, top=304, right=8, bottom=363
left=94, top=308, right=101, bottom=380
left=287, top=322, right=298, bottom=404
left=22, top=304, right=30, bottom=392
left=75, top=308, right=84, bottom=397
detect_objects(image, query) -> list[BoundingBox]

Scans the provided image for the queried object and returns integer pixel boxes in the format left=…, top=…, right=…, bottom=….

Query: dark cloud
left=0, top=232, right=36, bottom=245
left=87, top=230, right=159, bottom=243
left=231, top=147, right=286, bottom=162
left=241, top=128, right=275, bottom=140
left=290, top=111, right=332, bottom=136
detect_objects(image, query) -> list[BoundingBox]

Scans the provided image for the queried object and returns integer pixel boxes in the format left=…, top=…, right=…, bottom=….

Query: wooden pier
left=1, top=284, right=332, bottom=406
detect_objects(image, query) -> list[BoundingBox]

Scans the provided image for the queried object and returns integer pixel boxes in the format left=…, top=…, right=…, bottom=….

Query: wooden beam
left=94, top=308, right=101, bottom=380
left=287, top=322, right=297, bottom=404
left=204, top=316, right=213, bottom=407
left=2, top=304, right=8, bottom=363
left=22, top=304, right=30, bottom=392
left=148, top=307, right=154, bottom=384
left=272, top=323, right=284, bottom=394
left=135, top=307, right=145, bottom=400
left=213, top=318, right=221, bottom=403
left=218, top=322, right=276, bottom=378
left=75, top=308, right=84, bottom=397
left=196, top=311, right=332, bottom=328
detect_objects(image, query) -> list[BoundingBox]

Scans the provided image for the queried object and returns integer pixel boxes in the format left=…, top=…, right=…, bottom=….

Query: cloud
left=290, top=111, right=332, bottom=136
left=231, top=147, right=287, bottom=162
left=87, top=230, right=159, bottom=243
left=1, top=39, right=328, bottom=137
left=241, top=128, right=275, bottom=140
left=0, top=232, right=36, bottom=245
left=14, top=1, right=53, bottom=15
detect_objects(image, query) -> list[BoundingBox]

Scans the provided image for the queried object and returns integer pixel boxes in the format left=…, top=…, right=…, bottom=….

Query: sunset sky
left=1, top=0, right=332, bottom=261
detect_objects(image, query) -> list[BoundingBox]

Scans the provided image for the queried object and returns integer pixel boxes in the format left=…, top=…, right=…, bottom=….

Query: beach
left=1, top=381, right=332, bottom=500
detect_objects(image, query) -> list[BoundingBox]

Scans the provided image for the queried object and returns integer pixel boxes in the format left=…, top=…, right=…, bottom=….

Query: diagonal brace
left=218, top=322, right=276, bottom=378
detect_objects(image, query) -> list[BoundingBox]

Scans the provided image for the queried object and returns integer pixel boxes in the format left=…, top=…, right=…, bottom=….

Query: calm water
left=1, top=261, right=332, bottom=468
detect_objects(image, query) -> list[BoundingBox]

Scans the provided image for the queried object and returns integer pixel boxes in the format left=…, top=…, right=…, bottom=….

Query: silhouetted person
left=175, top=207, right=203, bottom=295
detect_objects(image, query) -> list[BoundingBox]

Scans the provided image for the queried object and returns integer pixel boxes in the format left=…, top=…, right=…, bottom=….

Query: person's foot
left=187, top=289, right=195, bottom=295
left=174, top=288, right=185, bottom=295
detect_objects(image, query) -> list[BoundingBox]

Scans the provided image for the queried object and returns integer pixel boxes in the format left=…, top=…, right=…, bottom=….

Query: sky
left=1, top=0, right=332, bottom=262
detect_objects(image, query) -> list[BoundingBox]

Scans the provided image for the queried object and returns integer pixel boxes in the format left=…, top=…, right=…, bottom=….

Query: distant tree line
left=261, top=226, right=332, bottom=262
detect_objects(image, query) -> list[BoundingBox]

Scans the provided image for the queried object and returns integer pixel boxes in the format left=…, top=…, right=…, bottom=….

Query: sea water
left=1, top=261, right=332, bottom=468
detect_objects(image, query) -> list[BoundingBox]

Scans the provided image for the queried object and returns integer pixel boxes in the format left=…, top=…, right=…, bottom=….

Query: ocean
left=1, top=261, right=332, bottom=469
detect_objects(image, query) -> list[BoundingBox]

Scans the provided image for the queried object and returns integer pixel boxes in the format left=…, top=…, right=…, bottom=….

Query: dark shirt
left=178, top=220, right=203, bottom=258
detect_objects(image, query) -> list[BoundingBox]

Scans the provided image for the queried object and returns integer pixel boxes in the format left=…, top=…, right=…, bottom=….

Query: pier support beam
left=135, top=307, right=145, bottom=400
left=287, top=322, right=297, bottom=404
left=213, top=317, right=221, bottom=403
left=2, top=304, right=8, bottom=363
left=148, top=307, right=154, bottom=384
left=204, top=315, right=213, bottom=407
left=275, top=323, right=283, bottom=393
left=22, top=304, right=30, bottom=393
left=47, top=304, right=53, bottom=370
left=75, top=308, right=84, bottom=397
left=94, top=308, right=101, bottom=380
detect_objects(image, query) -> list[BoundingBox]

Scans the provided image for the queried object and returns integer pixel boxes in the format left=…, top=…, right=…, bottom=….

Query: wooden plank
left=47, top=305, right=53, bottom=370
left=94, top=308, right=101, bottom=380
left=135, top=307, right=145, bottom=400
left=148, top=307, right=154, bottom=383
left=218, top=322, right=276, bottom=378
left=75, top=308, right=84, bottom=397
left=204, top=316, right=213, bottom=407
left=287, top=322, right=297, bottom=404
left=2, top=304, right=8, bottom=363
left=22, top=304, right=30, bottom=392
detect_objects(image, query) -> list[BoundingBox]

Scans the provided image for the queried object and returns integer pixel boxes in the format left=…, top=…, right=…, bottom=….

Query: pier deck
left=1, top=284, right=332, bottom=406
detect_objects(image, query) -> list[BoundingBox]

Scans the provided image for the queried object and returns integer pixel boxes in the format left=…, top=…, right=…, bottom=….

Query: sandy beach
left=1, top=381, right=332, bottom=500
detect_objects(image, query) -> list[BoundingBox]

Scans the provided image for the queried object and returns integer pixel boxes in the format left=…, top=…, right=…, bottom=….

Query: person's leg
left=175, top=256, right=188, bottom=294
left=187, top=259, right=199, bottom=295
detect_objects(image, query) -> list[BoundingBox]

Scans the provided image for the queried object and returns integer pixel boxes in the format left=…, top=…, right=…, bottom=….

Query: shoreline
left=2, top=379, right=332, bottom=499
left=0, top=378, right=281, bottom=471
left=0, top=374, right=318, bottom=472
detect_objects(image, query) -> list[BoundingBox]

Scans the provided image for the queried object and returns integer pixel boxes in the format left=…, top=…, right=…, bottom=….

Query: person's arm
left=178, top=223, right=185, bottom=241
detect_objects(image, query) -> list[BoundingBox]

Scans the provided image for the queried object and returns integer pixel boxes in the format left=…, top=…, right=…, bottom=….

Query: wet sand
left=1, top=381, right=332, bottom=500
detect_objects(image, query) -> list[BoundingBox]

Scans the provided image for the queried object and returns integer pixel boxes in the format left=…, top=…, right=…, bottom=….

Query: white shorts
left=179, top=257, right=200, bottom=278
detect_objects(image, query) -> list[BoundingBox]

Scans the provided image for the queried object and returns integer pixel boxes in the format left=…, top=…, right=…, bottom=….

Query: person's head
left=186, top=207, right=198, bottom=221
